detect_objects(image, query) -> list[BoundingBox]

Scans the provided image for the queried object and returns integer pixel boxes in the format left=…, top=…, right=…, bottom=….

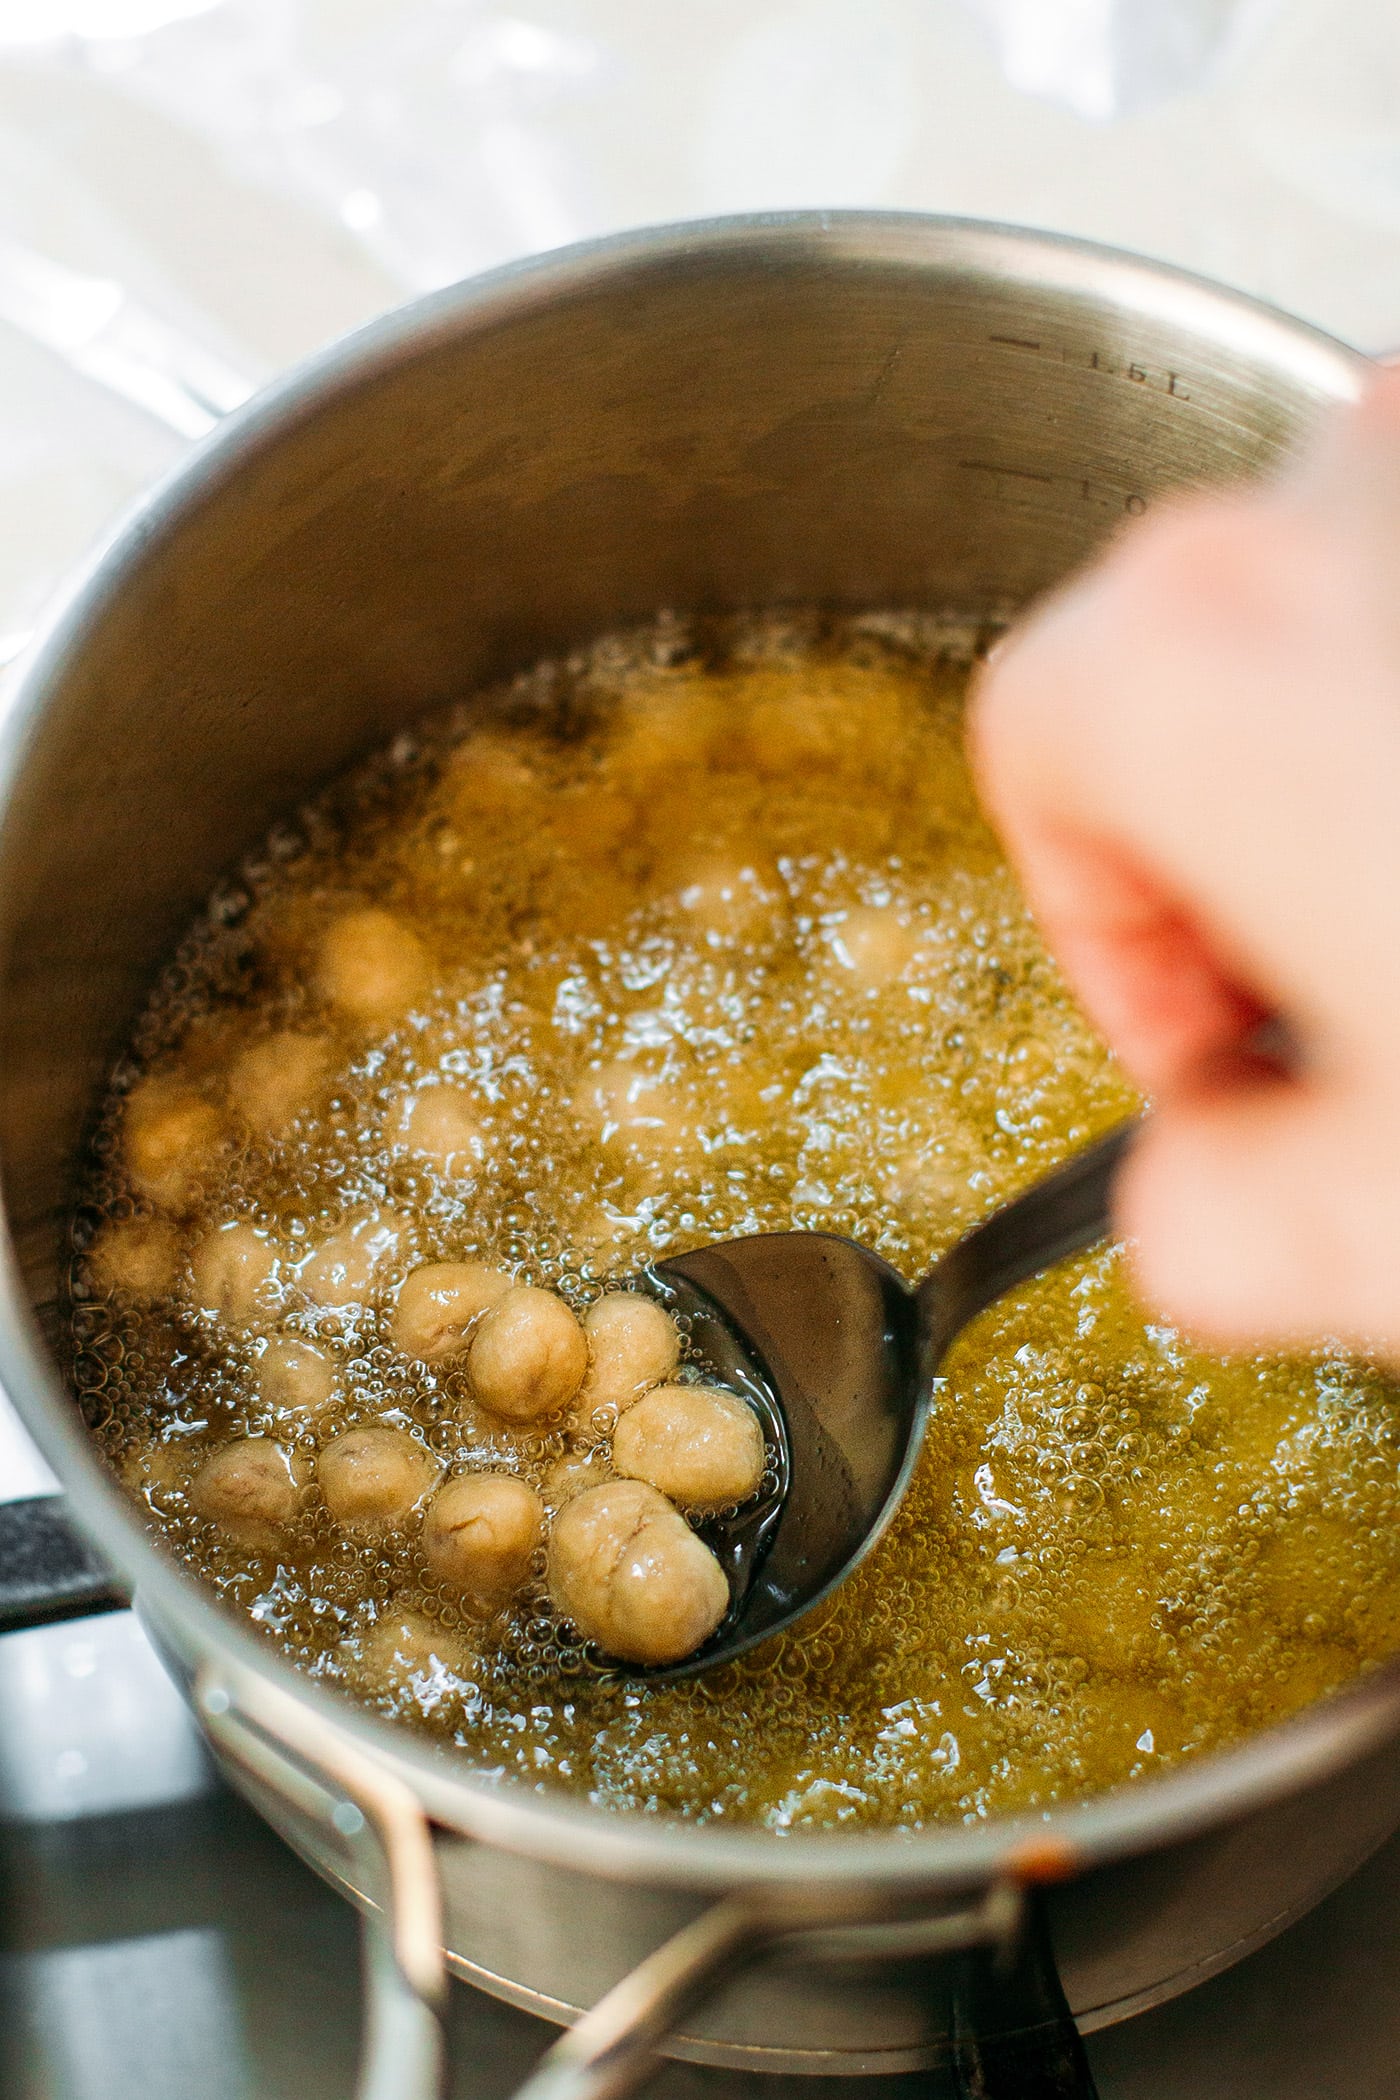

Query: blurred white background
left=1, top=0, right=1399, bottom=1491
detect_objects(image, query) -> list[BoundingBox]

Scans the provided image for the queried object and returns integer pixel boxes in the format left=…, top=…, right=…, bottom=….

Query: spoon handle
left=915, top=1118, right=1140, bottom=1370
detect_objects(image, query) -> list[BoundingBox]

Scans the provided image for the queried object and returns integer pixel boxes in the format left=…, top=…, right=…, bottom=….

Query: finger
left=975, top=489, right=1400, bottom=1062
left=1116, top=1084, right=1400, bottom=1357
left=1277, top=364, right=1400, bottom=648
left=969, top=518, right=1281, bottom=1092
left=973, top=799, right=1268, bottom=1098
left=1284, top=363, right=1400, bottom=524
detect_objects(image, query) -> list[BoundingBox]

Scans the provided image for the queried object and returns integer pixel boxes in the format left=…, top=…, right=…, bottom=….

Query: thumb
left=1279, top=363, right=1400, bottom=650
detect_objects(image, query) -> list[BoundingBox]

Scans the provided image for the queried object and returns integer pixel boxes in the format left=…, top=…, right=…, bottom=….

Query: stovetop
left=2, top=1608, right=1398, bottom=2099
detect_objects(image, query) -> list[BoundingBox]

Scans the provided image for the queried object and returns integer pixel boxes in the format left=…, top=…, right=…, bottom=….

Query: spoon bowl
left=632, top=1118, right=1138, bottom=1679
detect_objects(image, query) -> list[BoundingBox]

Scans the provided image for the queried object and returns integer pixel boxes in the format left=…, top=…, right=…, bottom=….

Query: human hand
left=970, top=367, right=1400, bottom=1358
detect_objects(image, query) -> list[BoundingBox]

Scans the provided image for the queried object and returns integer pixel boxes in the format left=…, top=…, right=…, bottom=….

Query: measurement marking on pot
left=982, top=332, right=1193, bottom=399
left=959, top=459, right=1149, bottom=515
left=959, top=460, right=1056, bottom=485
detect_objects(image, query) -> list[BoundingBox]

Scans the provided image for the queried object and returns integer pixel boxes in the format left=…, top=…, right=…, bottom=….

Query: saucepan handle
left=514, top=1879, right=1099, bottom=2100
left=198, top=1660, right=1097, bottom=2100
left=507, top=1898, right=762, bottom=2100
left=198, top=1662, right=448, bottom=2100
left=0, top=1492, right=129, bottom=1632
left=196, top=1658, right=763, bottom=2100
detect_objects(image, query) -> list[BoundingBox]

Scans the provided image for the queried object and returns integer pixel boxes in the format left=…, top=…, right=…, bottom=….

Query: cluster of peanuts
left=183, top=1279, right=761, bottom=1668
left=85, top=902, right=766, bottom=1667
left=80, top=645, right=960, bottom=1681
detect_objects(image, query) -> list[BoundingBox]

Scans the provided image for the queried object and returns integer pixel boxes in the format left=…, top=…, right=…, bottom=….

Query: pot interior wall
left=0, top=218, right=1348, bottom=1421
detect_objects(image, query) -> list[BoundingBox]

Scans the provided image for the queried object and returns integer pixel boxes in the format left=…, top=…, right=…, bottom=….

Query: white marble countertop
left=2, top=0, right=1400, bottom=1498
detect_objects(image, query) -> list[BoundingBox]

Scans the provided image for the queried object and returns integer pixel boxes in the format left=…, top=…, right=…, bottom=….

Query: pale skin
left=299, top=1210, right=407, bottom=1309
left=469, top=1286, right=588, bottom=1422
left=393, top=1261, right=512, bottom=1362
left=422, top=1473, right=544, bottom=1602
left=189, top=1221, right=282, bottom=1330
left=611, top=1382, right=765, bottom=1511
left=316, top=907, right=428, bottom=1027
left=547, top=1478, right=730, bottom=1665
left=576, top=1292, right=681, bottom=1434
left=122, top=1077, right=224, bottom=1212
left=256, top=1337, right=337, bottom=1417
left=227, top=1031, right=332, bottom=1139
left=827, top=904, right=915, bottom=989
left=971, top=367, right=1400, bottom=1357
left=395, top=1086, right=483, bottom=1170
left=85, top=1216, right=180, bottom=1301
left=190, top=1438, right=300, bottom=1551
left=318, top=1426, right=440, bottom=1531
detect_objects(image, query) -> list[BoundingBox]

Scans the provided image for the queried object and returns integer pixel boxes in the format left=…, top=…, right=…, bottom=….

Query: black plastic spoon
left=635, top=1117, right=1137, bottom=1679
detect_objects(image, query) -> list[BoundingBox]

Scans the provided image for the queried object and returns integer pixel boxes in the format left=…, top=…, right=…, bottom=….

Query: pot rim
left=1, top=207, right=1390, bottom=1896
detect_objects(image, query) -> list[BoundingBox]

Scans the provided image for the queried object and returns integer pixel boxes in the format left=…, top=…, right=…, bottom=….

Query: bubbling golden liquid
left=72, top=610, right=1400, bottom=1830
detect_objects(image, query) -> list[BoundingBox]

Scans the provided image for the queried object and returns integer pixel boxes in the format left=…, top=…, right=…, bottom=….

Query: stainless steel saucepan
left=2, top=213, right=1397, bottom=2100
